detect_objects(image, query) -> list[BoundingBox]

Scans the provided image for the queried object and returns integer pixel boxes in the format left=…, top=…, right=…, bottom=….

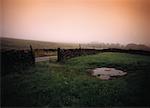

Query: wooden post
left=30, top=45, right=35, bottom=64
left=79, top=44, right=82, bottom=56
left=57, top=48, right=61, bottom=62
left=79, top=44, right=81, bottom=49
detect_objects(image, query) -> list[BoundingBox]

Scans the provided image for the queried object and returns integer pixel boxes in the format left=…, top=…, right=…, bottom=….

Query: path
left=35, top=56, right=57, bottom=62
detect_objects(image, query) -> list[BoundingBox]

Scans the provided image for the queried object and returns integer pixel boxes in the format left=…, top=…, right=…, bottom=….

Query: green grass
left=2, top=52, right=150, bottom=107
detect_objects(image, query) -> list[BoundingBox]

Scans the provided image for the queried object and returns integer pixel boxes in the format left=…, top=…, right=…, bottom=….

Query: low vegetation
left=1, top=37, right=150, bottom=51
left=1, top=37, right=79, bottom=50
left=2, top=52, right=150, bottom=107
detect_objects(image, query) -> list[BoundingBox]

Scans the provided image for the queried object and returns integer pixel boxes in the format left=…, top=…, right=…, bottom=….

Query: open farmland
left=2, top=52, right=150, bottom=107
left=0, top=37, right=79, bottom=51
left=1, top=0, right=150, bottom=107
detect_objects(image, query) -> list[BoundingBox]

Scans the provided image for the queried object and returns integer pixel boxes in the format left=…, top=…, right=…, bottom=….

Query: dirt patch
left=89, top=67, right=127, bottom=80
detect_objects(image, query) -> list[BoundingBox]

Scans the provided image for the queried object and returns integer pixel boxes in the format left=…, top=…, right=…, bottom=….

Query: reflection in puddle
left=90, top=68, right=127, bottom=80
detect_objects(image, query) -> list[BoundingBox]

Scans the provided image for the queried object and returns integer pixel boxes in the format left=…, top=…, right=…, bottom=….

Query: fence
left=57, top=48, right=150, bottom=62
left=57, top=48, right=101, bottom=62
left=101, top=48, right=150, bottom=56
left=1, top=45, right=35, bottom=75
left=2, top=46, right=150, bottom=75
left=34, top=49, right=57, bottom=57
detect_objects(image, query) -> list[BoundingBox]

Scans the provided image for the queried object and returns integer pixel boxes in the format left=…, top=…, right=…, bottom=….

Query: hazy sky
left=1, top=0, right=150, bottom=45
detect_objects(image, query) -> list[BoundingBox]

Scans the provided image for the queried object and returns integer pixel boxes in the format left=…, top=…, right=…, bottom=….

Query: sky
left=1, top=0, right=150, bottom=45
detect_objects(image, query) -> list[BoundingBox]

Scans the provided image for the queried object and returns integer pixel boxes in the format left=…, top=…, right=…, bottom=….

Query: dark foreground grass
left=1, top=52, right=150, bottom=107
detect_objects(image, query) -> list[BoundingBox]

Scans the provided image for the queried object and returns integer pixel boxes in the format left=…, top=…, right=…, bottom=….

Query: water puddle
left=89, top=67, right=127, bottom=80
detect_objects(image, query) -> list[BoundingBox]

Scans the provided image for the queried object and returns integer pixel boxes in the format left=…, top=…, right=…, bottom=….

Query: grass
left=1, top=52, right=150, bottom=107
left=1, top=37, right=79, bottom=50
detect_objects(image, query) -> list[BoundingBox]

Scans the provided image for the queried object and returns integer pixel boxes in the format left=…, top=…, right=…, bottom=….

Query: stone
left=90, top=67, right=127, bottom=80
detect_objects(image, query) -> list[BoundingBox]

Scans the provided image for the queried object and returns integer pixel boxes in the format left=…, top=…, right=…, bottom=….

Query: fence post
left=79, top=44, right=81, bottom=49
left=30, top=45, right=35, bottom=64
left=57, top=48, right=61, bottom=62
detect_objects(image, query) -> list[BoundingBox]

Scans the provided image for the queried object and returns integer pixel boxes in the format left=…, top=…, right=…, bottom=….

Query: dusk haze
left=1, top=0, right=150, bottom=45
left=1, top=0, right=150, bottom=107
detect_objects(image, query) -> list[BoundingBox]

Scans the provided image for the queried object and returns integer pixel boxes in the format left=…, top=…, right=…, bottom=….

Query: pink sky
left=1, top=0, right=150, bottom=45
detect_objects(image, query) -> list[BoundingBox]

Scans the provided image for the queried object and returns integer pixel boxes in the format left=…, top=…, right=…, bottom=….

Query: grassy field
left=1, top=37, right=79, bottom=50
left=1, top=52, right=150, bottom=107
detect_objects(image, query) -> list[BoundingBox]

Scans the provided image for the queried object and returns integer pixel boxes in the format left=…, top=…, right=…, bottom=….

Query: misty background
left=1, top=0, right=150, bottom=45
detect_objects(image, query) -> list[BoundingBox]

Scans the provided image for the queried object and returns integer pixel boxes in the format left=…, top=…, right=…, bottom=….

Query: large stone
left=90, top=67, right=127, bottom=80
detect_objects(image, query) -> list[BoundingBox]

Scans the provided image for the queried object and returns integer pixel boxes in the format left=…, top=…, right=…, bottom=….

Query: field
left=0, top=37, right=79, bottom=51
left=2, top=52, right=150, bottom=107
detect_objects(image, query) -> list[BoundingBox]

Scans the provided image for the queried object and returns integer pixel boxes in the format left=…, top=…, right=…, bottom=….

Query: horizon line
left=1, top=36, right=150, bottom=47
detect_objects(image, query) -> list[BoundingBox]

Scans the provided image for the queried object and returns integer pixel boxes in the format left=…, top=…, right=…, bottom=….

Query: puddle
left=89, top=67, right=127, bottom=80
